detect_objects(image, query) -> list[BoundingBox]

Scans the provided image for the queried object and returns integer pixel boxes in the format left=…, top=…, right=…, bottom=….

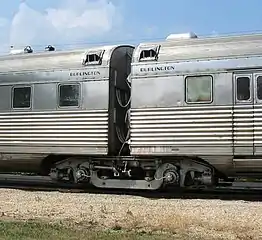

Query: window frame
left=185, top=75, right=213, bottom=104
left=256, top=75, right=262, bottom=101
left=57, top=82, right=81, bottom=109
left=11, top=85, right=32, bottom=110
left=235, top=75, right=251, bottom=102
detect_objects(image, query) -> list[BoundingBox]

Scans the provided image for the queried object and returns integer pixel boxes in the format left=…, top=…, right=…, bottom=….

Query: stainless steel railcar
left=130, top=32, right=262, bottom=187
left=0, top=44, right=134, bottom=176
left=2, top=32, right=262, bottom=190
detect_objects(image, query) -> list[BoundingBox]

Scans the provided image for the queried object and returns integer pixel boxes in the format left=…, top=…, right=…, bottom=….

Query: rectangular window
left=59, top=84, right=80, bottom=107
left=257, top=76, right=262, bottom=100
left=236, top=76, right=250, bottom=101
left=185, top=75, right=212, bottom=103
left=12, top=86, right=31, bottom=108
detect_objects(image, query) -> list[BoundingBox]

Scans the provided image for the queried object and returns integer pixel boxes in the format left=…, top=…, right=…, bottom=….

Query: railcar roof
left=139, top=32, right=262, bottom=47
left=0, top=44, right=119, bottom=61
left=132, top=33, right=262, bottom=63
left=0, top=44, right=124, bottom=72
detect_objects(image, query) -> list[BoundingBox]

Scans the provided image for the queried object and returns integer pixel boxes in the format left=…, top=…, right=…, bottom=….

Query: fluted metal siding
left=130, top=106, right=233, bottom=155
left=0, top=110, right=108, bottom=154
left=233, top=105, right=254, bottom=155
left=254, top=105, right=262, bottom=155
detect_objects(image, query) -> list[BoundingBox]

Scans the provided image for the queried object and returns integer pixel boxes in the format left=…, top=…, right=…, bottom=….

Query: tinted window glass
left=257, top=76, right=262, bottom=100
left=236, top=77, right=250, bottom=101
left=12, top=87, right=31, bottom=108
left=59, top=84, right=80, bottom=107
left=186, top=75, right=212, bottom=103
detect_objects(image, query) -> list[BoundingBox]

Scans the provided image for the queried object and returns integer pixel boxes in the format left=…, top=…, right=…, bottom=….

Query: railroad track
left=0, top=174, right=262, bottom=201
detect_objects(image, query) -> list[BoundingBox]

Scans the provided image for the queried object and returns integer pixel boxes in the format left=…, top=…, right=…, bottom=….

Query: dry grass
left=0, top=189, right=262, bottom=240
left=0, top=220, right=177, bottom=240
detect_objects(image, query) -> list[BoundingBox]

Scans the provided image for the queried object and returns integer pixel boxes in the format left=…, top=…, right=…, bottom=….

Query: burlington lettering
left=70, top=71, right=100, bottom=77
left=140, top=65, right=175, bottom=72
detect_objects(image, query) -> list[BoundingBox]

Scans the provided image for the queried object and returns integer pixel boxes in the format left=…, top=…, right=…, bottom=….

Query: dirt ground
left=0, top=189, right=261, bottom=240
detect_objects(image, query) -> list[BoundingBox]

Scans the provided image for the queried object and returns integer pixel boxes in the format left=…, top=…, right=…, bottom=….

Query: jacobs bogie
left=49, top=156, right=215, bottom=190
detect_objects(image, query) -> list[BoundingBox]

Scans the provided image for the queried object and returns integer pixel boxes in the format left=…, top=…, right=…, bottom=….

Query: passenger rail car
left=0, top=44, right=134, bottom=176
left=1, top=32, right=262, bottom=190
left=130, top=33, right=262, bottom=187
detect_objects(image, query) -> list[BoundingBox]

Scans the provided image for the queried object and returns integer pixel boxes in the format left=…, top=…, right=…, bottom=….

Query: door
left=233, top=73, right=254, bottom=156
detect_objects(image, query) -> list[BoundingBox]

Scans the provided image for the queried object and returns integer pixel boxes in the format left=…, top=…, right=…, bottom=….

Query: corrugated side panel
left=130, top=106, right=233, bottom=156
left=233, top=105, right=254, bottom=156
left=0, top=110, right=108, bottom=155
left=254, top=105, right=262, bottom=155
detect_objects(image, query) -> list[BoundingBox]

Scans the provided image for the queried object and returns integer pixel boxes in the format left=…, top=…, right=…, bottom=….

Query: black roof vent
left=45, top=45, right=55, bottom=51
left=24, top=46, right=33, bottom=53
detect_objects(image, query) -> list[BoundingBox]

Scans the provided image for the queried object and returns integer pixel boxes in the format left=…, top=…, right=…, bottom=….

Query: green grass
left=0, top=220, right=185, bottom=240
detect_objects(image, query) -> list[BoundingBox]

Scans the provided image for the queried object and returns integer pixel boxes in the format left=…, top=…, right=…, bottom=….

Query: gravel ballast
left=0, top=189, right=261, bottom=240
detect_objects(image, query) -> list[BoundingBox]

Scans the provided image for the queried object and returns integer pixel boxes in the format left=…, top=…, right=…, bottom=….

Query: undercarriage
left=49, top=156, right=216, bottom=190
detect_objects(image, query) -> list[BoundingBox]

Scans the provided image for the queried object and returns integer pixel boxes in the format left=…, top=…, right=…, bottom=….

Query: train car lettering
left=70, top=71, right=101, bottom=77
left=140, top=65, right=175, bottom=72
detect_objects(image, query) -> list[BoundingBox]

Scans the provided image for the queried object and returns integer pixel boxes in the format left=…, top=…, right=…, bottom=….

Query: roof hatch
left=82, top=50, right=104, bottom=66
left=139, top=45, right=161, bottom=62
